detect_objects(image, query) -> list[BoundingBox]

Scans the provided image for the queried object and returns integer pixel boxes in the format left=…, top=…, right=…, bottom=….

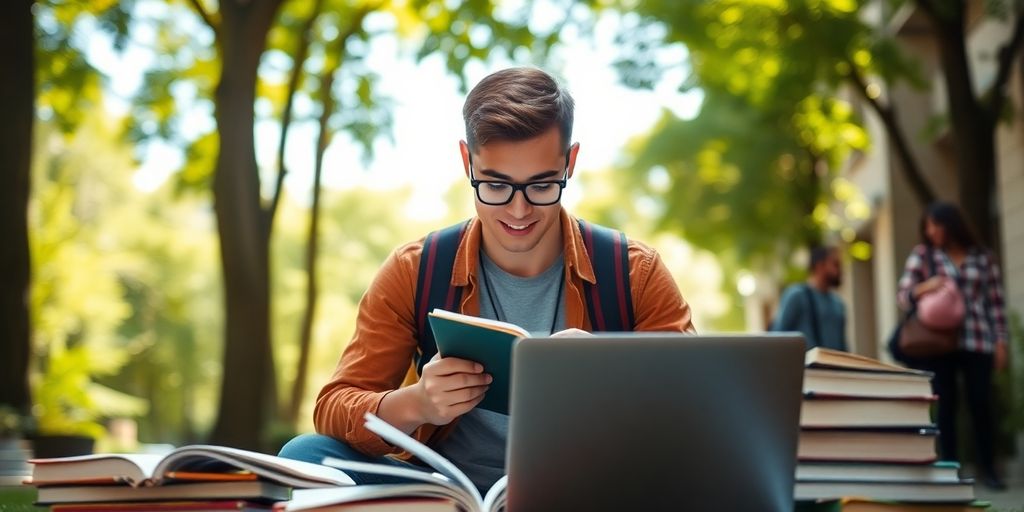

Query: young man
left=279, top=68, right=694, bottom=491
left=770, top=246, right=847, bottom=351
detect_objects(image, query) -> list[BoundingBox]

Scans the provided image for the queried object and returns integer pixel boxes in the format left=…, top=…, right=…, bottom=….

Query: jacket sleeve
left=627, top=243, right=696, bottom=333
left=313, top=243, right=426, bottom=455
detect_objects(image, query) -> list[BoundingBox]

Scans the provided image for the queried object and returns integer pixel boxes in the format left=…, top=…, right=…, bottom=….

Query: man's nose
left=506, top=189, right=532, bottom=217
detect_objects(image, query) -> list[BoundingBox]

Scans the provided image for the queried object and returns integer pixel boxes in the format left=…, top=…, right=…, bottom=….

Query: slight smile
left=500, top=220, right=536, bottom=235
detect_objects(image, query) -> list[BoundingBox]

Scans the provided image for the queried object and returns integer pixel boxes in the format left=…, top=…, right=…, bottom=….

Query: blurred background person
left=770, top=246, right=847, bottom=352
left=897, top=201, right=1009, bottom=490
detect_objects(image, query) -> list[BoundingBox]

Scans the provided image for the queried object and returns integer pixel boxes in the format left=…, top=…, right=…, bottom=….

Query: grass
left=0, top=487, right=42, bottom=512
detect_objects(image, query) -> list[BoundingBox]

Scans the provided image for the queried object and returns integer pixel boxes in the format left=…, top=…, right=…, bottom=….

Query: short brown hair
left=462, top=67, right=575, bottom=152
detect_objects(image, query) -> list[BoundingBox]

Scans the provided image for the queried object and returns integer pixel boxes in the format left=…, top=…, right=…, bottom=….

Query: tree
left=611, top=0, right=1023, bottom=251
left=915, top=0, right=1024, bottom=246
left=2, top=0, right=131, bottom=423
left=0, top=0, right=35, bottom=420
left=201, top=0, right=286, bottom=451
left=287, top=2, right=377, bottom=427
left=125, top=0, right=562, bottom=449
left=618, top=90, right=867, bottom=268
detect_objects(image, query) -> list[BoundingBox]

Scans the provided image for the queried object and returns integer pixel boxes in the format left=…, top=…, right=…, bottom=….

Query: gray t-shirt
left=432, top=252, right=566, bottom=492
left=770, top=283, right=847, bottom=351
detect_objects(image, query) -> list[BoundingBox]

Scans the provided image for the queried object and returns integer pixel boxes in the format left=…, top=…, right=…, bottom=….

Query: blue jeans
left=278, top=434, right=432, bottom=485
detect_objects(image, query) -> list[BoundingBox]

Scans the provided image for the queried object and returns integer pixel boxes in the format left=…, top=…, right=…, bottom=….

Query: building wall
left=838, top=5, right=1022, bottom=357
left=996, top=61, right=1024, bottom=324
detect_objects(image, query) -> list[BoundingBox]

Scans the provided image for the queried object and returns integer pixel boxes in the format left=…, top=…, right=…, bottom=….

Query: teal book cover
left=427, top=309, right=530, bottom=415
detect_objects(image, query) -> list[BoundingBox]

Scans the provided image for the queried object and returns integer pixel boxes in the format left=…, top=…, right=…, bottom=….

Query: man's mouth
left=500, top=220, right=536, bottom=235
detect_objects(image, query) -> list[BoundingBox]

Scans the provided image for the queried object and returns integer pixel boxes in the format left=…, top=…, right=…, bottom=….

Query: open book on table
left=280, top=413, right=505, bottom=512
left=29, top=444, right=354, bottom=488
left=427, top=308, right=532, bottom=416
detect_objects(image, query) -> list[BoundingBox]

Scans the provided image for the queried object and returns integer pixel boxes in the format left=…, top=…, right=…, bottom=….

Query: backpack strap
left=578, top=219, right=635, bottom=332
left=413, top=218, right=635, bottom=375
left=801, top=284, right=823, bottom=347
left=413, top=221, right=469, bottom=375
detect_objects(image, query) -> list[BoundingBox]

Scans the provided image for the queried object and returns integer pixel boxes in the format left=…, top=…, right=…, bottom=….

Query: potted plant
left=31, top=346, right=147, bottom=458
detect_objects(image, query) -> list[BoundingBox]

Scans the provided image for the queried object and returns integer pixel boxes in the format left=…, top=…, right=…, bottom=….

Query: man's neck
left=481, top=224, right=564, bottom=278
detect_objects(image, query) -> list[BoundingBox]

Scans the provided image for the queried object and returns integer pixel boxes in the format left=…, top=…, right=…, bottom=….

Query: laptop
left=505, top=333, right=805, bottom=512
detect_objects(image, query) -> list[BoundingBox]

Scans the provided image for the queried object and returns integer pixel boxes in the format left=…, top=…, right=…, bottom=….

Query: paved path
left=975, top=451, right=1024, bottom=511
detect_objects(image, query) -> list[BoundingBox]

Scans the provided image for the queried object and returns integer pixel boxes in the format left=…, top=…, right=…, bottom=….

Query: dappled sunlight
left=8, top=2, right=1019, bottom=481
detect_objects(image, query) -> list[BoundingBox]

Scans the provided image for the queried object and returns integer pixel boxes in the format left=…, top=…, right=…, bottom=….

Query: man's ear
left=566, top=142, right=581, bottom=179
left=460, top=140, right=472, bottom=179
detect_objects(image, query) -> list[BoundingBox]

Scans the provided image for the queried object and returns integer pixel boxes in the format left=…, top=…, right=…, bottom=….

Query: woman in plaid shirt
left=897, top=202, right=1009, bottom=490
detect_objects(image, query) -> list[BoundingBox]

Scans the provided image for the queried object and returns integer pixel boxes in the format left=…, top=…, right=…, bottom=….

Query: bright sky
left=83, top=2, right=702, bottom=221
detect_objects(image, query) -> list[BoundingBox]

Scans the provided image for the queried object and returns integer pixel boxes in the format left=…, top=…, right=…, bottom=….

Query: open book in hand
left=29, top=444, right=354, bottom=488
left=427, top=308, right=533, bottom=415
left=284, top=413, right=506, bottom=512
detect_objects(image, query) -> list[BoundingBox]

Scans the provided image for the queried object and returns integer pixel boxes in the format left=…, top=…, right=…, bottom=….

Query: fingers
left=550, top=328, right=593, bottom=338
left=417, top=355, right=493, bottom=425
left=419, top=382, right=490, bottom=425
left=425, top=354, right=484, bottom=376
left=422, top=367, right=492, bottom=394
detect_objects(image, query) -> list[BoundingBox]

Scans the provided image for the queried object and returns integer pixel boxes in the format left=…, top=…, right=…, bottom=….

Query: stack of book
left=0, top=438, right=32, bottom=487
left=795, top=348, right=984, bottom=511
left=25, top=445, right=355, bottom=512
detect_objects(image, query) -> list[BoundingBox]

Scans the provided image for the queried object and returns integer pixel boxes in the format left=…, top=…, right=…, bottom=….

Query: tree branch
left=286, top=4, right=375, bottom=427
left=987, top=9, right=1024, bottom=124
left=913, top=0, right=938, bottom=21
left=267, top=0, right=325, bottom=232
left=186, top=0, right=219, bottom=37
left=846, top=62, right=935, bottom=207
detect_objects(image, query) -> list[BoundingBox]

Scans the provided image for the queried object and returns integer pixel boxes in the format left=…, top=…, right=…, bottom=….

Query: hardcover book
left=427, top=308, right=532, bottom=415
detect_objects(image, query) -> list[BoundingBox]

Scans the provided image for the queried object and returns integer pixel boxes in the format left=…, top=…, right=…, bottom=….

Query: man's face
left=823, top=251, right=842, bottom=288
left=461, top=127, right=578, bottom=271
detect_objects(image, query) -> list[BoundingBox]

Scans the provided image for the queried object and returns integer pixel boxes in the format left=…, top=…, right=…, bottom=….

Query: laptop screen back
left=506, top=334, right=804, bottom=512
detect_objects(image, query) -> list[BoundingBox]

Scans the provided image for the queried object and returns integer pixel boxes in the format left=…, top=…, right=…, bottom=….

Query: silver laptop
left=506, top=333, right=805, bottom=512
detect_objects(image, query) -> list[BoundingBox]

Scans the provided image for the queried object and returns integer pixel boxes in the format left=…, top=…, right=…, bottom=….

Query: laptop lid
left=506, top=333, right=804, bottom=512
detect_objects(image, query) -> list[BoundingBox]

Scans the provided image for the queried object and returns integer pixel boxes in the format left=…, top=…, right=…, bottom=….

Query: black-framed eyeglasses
left=469, top=154, right=569, bottom=206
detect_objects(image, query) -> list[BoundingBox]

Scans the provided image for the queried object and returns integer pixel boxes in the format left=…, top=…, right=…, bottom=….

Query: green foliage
left=35, top=1, right=134, bottom=132
left=601, top=0, right=908, bottom=283
left=995, top=312, right=1024, bottom=437
left=573, top=168, right=736, bottom=331
left=0, top=405, right=34, bottom=439
left=29, top=115, right=149, bottom=439
left=33, top=347, right=144, bottom=439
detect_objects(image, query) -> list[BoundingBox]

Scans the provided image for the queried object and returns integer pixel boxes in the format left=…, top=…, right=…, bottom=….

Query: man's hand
left=550, top=328, right=593, bottom=338
left=414, top=353, right=491, bottom=426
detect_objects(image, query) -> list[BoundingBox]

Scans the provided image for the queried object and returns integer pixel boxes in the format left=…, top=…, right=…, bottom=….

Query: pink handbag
left=917, top=277, right=965, bottom=330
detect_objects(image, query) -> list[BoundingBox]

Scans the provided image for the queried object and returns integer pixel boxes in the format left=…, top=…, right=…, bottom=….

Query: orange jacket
left=313, top=209, right=695, bottom=456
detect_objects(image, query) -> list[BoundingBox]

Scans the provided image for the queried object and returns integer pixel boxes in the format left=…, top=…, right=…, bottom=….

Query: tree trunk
left=846, top=65, right=935, bottom=208
left=288, top=100, right=328, bottom=428
left=931, top=7, right=999, bottom=247
left=0, top=0, right=34, bottom=417
left=286, top=8, right=370, bottom=428
left=210, top=0, right=283, bottom=451
left=268, top=0, right=324, bottom=230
